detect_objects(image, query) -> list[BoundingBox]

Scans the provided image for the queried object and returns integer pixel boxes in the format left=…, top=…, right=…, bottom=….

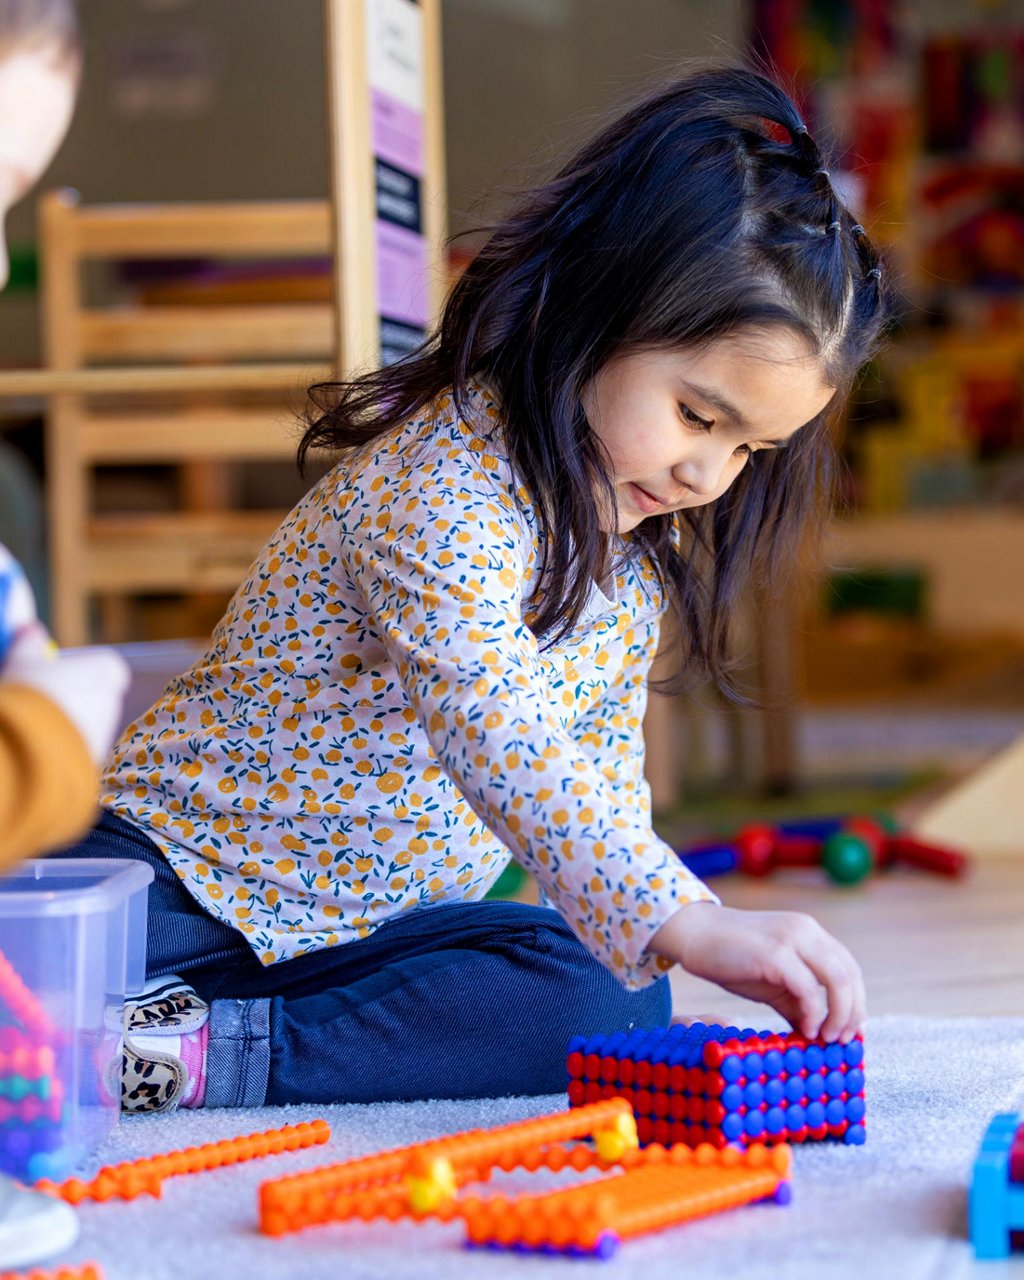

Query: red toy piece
left=679, top=814, right=968, bottom=885
left=884, top=835, right=966, bottom=878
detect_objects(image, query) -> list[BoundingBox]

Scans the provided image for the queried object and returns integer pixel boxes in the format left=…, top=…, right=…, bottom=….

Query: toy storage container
left=0, top=858, right=153, bottom=1181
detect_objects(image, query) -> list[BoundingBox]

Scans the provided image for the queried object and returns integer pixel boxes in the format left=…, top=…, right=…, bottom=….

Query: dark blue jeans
left=59, top=811, right=670, bottom=1107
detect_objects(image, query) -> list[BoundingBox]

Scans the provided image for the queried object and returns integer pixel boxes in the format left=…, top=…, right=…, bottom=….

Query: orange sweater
left=0, top=683, right=98, bottom=870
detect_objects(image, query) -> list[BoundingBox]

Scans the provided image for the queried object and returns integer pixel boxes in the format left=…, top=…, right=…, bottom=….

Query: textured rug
left=44, top=1016, right=1024, bottom=1280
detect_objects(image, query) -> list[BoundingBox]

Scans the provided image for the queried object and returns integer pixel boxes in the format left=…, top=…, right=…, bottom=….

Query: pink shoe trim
left=180, top=1021, right=209, bottom=1109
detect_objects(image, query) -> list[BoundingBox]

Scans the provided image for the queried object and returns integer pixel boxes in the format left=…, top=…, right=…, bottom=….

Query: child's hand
left=649, top=902, right=865, bottom=1043
left=3, top=627, right=130, bottom=765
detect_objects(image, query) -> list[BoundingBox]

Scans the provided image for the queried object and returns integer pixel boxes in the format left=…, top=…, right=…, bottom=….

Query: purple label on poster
left=367, top=0, right=428, bottom=364
left=371, top=87, right=425, bottom=177
left=376, top=218, right=430, bottom=328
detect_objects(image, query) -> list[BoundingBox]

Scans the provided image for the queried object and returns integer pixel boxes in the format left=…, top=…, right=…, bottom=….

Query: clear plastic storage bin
left=0, top=859, right=153, bottom=1181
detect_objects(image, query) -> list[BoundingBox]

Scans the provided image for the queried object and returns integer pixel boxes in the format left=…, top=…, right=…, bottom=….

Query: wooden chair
left=38, top=189, right=334, bottom=645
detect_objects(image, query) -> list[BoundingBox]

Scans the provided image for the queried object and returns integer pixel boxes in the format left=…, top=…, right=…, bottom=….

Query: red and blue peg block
left=970, top=1112, right=1024, bottom=1259
left=567, top=1023, right=865, bottom=1149
left=679, top=816, right=967, bottom=887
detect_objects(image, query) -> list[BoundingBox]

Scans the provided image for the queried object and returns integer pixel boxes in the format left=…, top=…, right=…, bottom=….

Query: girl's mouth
left=629, top=483, right=666, bottom=513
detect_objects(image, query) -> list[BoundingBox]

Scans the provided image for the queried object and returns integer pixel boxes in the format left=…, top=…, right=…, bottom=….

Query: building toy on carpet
left=567, top=1022, right=866, bottom=1149
left=33, top=1120, right=329, bottom=1205
left=259, top=1097, right=792, bottom=1258
left=969, top=1111, right=1024, bottom=1260
left=460, top=1141, right=792, bottom=1258
left=0, top=1267, right=102, bottom=1280
left=678, top=815, right=968, bottom=886
left=260, top=1099, right=638, bottom=1235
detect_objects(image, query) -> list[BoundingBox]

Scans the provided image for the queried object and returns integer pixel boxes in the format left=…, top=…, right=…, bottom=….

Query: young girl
left=66, top=65, right=889, bottom=1114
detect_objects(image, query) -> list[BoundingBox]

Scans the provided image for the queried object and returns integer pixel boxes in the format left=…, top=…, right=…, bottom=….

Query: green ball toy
left=821, top=832, right=873, bottom=885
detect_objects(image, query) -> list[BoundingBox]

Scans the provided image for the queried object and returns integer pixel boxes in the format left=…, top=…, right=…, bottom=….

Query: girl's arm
left=571, top=624, right=864, bottom=1043
left=567, top=633, right=662, bottom=822
left=649, top=902, right=865, bottom=1044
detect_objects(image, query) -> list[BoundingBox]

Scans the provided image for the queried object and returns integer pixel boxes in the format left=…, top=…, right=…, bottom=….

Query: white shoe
left=0, top=1174, right=79, bottom=1268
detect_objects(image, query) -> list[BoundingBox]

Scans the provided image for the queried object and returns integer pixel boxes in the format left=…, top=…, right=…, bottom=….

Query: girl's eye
left=679, top=403, right=712, bottom=430
left=679, top=402, right=761, bottom=459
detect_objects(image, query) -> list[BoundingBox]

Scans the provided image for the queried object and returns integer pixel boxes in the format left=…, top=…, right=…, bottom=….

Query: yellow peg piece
left=405, top=1154, right=458, bottom=1213
left=594, top=1110, right=639, bottom=1163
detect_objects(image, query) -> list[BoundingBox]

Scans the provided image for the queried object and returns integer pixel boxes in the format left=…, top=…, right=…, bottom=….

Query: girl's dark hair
left=300, top=65, right=894, bottom=695
left=0, top=0, right=80, bottom=61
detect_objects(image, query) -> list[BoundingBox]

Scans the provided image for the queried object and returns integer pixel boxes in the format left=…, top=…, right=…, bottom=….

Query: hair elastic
left=826, top=221, right=841, bottom=233
left=867, top=266, right=882, bottom=280
left=850, top=224, right=866, bottom=237
left=812, top=167, right=830, bottom=179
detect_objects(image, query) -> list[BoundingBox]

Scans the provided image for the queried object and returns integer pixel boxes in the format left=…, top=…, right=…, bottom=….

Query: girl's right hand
left=3, top=627, right=130, bottom=765
left=649, top=901, right=866, bottom=1044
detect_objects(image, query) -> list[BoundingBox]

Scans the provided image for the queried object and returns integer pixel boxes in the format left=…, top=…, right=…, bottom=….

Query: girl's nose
left=672, top=445, right=733, bottom=498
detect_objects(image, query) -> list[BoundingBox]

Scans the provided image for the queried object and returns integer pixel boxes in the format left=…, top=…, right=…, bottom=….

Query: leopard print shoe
left=121, top=976, right=210, bottom=1114
left=121, top=1039, right=186, bottom=1114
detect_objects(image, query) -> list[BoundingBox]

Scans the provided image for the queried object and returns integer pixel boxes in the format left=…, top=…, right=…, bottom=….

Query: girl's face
left=582, top=329, right=835, bottom=534
left=0, top=45, right=77, bottom=290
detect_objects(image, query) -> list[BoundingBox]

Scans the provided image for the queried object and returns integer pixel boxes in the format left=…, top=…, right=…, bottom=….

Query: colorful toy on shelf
left=969, top=1112, right=1024, bottom=1260
left=678, top=814, right=968, bottom=886
left=259, top=1097, right=791, bottom=1257
left=567, top=1022, right=866, bottom=1149
left=34, top=1120, right=329, bottom=1205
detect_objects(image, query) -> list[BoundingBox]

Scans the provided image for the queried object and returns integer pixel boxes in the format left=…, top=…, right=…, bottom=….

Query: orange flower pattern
left=102, top=384, right=716, bottom=987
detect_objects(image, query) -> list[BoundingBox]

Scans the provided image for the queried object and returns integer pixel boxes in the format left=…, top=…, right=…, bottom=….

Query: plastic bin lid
left=0, top=858, right=154, bottom=917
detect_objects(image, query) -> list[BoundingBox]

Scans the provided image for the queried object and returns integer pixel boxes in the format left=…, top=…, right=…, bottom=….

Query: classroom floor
left=670, top=857, right=1024, bottom=1022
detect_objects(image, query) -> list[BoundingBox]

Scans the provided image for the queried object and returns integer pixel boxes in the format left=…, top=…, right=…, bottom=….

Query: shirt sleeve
left=340, top=433, right=717, bottom=989
left=0, top=684, right=98, bottom=869
left=571, top=624, right=663, bottom=826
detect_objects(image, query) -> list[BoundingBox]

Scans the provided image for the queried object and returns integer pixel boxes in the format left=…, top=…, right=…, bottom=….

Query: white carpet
left=47, top=1017, right=1024, bottom=1280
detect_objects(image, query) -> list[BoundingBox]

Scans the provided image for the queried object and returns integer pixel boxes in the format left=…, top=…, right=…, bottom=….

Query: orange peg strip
left=260, top=1098, right=632, bottom=1236
left=461, top=1143, right=793, bottom=1256
left=0, top=1266, right=103, bottom=1280
left=35, top=1119, right=330, bottom=1205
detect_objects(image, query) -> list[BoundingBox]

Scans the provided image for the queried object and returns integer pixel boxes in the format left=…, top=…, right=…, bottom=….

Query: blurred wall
left=442, top=0, right=744, bottom=233
left=0, top=0, right=743, bottom=363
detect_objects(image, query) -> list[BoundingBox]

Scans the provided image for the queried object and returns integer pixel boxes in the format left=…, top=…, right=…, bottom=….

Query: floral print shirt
left=103, top=383, right=716, bottom=988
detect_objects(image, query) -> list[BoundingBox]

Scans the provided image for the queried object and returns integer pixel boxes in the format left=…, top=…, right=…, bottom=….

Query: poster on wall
left=367, top=0, right=429, bottom=365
